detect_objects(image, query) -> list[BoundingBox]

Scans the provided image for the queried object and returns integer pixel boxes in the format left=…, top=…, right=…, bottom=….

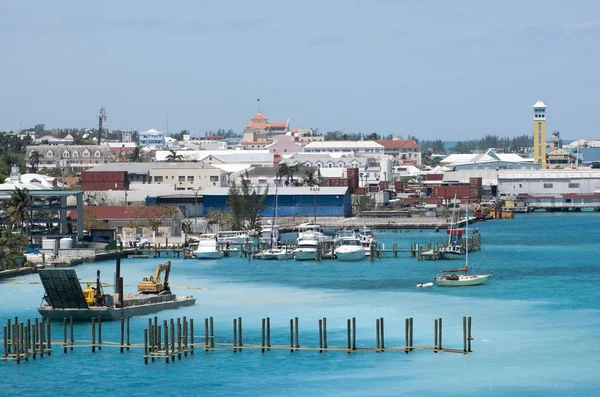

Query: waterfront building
left=497, top=169, right=600, bottom=197
left=533, top=100, right=547, bottom=169
left=441, top=149, right=540, bottom=171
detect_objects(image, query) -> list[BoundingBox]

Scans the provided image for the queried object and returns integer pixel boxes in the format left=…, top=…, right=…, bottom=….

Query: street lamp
left=193, top=187, right=200, bottom=224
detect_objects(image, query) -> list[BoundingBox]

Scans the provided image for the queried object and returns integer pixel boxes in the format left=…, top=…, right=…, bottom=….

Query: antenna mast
left=98, top=105, right=106, bottom=145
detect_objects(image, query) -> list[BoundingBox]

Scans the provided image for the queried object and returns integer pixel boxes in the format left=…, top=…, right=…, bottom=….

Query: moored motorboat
left=334, top=236, right=365, bottom=261
left=194, top=234, right=222, bottom=259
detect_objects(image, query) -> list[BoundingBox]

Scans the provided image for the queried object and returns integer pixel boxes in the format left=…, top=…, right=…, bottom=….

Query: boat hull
left=194, top=250, right=222, bottom=259
left=335, top=248, right=366, bottom=261
left=435, top=274, right=490, bottom=287
left=294, top=249, right=317, bottom=261
left=38, top=295, right=196, bottom=321
left=260, top=249, right=292, bottom=260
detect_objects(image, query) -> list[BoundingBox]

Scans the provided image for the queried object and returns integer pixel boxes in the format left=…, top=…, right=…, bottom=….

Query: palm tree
left=288, top=164, right=299, bottom=186
left=128, top=146, right=143, bottom=162
left=29, top=150, right=41, bottom=173
left=7, top=188, right=33, bottom=232
left=276, top=164, right=289, bottom=186
left=165, top=149, right=183, bottom=162
left=302, top=169, right=321, bottom=187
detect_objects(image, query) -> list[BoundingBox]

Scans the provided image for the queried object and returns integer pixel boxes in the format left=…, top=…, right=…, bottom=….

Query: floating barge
left=37, top=267, right=195, bottom=321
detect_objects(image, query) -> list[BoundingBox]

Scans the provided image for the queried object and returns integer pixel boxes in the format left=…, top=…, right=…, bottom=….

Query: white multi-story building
left=27, top=145, right=111, bottom=170
left=303, top=141, right=385, bottom=156
left=497, top=169, right=600, bottom=197
left=139, top=129, right=165, bottom=149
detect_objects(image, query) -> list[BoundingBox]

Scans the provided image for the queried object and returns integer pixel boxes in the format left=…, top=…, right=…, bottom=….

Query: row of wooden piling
left=2, top=315, right=474, bottom=364
left=2, top=317, right=52, bottom=363
left=144, top=316, right=193, bottom=364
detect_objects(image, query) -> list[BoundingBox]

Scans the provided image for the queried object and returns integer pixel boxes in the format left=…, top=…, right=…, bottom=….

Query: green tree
left=276, top=164, right=290, bottom=185
left=128, top=146, right=143, bottom=162
left=228, top=171, right=269, bottom=231
left=165, top=150, right=183, bottom=162
left=7, top=188, right=33, bottom=232
left=302, top=169, right=321, bottom=187
left=29, top=150, right=41, bottom=173
left=287, top=164, right=299, bottom=186
left=0, top=230, right=28, bottom=270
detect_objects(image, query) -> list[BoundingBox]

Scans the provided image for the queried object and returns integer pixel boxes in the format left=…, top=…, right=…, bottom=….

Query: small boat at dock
left=193, top=234, right=223, bottom=259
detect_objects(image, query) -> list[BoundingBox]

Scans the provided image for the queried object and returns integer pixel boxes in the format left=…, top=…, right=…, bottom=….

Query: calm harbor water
left=1, top=212, right=599, bottom=396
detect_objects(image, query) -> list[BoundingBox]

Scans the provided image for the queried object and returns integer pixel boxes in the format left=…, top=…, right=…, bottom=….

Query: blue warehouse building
left=201, top=186, right=352, bottom=218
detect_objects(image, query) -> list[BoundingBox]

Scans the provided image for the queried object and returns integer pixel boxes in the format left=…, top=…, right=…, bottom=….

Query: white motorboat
left=294, top=237, right=320, bottom=261
left=260, top=247, right=293, bottom=260
left=193, top=234, right=222, bottom=259
left=436, top=205, right=491, bottom=286
left=216, top=231, right=248, bottom=245
left=334, top=236, right=365, bottom=261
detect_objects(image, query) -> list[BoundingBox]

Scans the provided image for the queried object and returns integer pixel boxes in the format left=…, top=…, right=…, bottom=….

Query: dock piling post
left=91, top=317, right=96, bottom=353
left=177, top=318, right=181, bottom=359
left=204, top=318, right=209, bottom=350
left=70, top=317, right=74, bottom=351
left=434, top=319, right=438, bottom=353
left=352, top=317, right=356, bottom=351
left=3, top=325, right=7, bottom=360
left=323, top=317, right=327, bottom=349
left=157, top=323, right=161, bottom=352
left=289, top=319, right=294, bottom=353
left=164, top=320, right=169, bottom=363
left=149, top=323, right=155, bottom=362
left=261, top=318, right=265, bottom=353
left=409, top=317, right=414, bottom=351
left=127, top=317, right=131, bottom=351
left=233, top=318, right=237, bottom=353
left=98, top=316, right=102, bottom=351
left=144, top=328, right=148, bottom=364
left=190, top=318, right=194, bottom=355
left=319, top=319, right=323, bottom=353
left=120, top=317, right=125, bottom=353
left=468, top=316, right=472, bottom=352
left=15, top=324, right=19, bottom=364
left=380, top=317, right=385, bottom=351
left=267, top=317, right=271, bottom=350
left=209, top=316, right=214, bottom=348
left=63, top=317, right=67, bottom=353
left=438, top=317, right=443, bottom=350
left=238, top=317, right=243, bottom=351
left=376, top=318, right=380, bottom=352
left=26, top=319, right=31, bottom=358
left=347, top=319, right=351, bottom=352
left=46, top=318, right=51, bottom=355
left=32, top=318, right=37, bottom=357
left=294, top=317, right=299, bottom=351
left=405, top=318, right=409, bottom=354
left=182, top=316, right=187, bottom=357
left=462, top=316, right=467, bottom=354
left=170, top=319, right=175, bottom=361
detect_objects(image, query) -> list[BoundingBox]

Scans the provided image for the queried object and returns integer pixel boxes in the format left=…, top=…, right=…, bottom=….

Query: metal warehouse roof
left=200, top=186, right=349, bottom=196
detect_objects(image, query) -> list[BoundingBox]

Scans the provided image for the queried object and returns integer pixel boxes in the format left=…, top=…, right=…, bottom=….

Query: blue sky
left=1, top=0, right=599, bottom=140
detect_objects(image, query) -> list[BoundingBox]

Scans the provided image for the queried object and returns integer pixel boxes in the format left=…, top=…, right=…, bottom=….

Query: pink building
left=265, top=135, right=303, bottom=157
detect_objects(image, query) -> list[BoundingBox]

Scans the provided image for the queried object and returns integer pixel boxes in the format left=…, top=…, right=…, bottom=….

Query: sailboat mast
left=465, top=200, right=469, bottom=274
left=271, top=184, right=278, bottom=248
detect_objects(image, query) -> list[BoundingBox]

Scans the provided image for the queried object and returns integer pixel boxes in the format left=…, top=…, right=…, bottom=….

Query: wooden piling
left=438, top=317, right=443, bottom=350
left=467, top=316, right=472, bottom=353
left=98, top=316, right=102, bottom=350
left=7, top=318, right=12, bottom=354
left=347, top=319, right=351, bottom=352
left=91, top=317, right=96, bottom=353
left=261, top=318, right=266, bottom=353
left=204, top=318, right=209, bottom=350
left=26, top=319, right=31, bottom=358
left=318, top=319, right=323, bottom=353
left=405, top=318, right=409, bottom=354
left=380, top=317, right=385, bottom=351
left=46, top=318, right=51, bottom=355
left=190, top=318, right=194, bottom=354
left=207, top=316, right=213, bottom=348
left=70, top=317, right=74, bottom=351
left=33, top=318, right=37, bottom=358
left=177, top=318, right=181, bottom=359
left=163, top=320, right=169, bottom=363
left=3, top=325, right=7, bottom=360
left=153, top=316, right=158, bottom=350
left=15, top=324, right=19, bottom=364
left=266, top=317, right=271, bottom=350
left=126, top=317, right=130, bottom=351
left=144, top=328, right=148, bottom=364
left=352, top=317, right=356, bottom=351
left=409, top=317, right=414, bottom=351
left=237, top=317, right=243, bottom=351
left=376, top=318, right=380, bottom=352
left=289, top=319, right=294, bottom=353
left=462, top=316, right=467, bottom=354
left=170, top=319, right=175, bottom=361
left=233, top=318, right=237, bottom=353
left=157, top=323, right=161, bottom=352
left=294, top=317, right=299, bottom=350
left=120, top=317, right=125, bottom=353
left=434, top=319, right=438, bottom=353
left=323, top=317, right=327, bottom=349
left=63, top=317, right=67, bottom=353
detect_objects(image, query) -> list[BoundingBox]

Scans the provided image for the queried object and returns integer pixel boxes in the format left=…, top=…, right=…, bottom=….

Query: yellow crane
left=137, top=261, right=171, bottom=294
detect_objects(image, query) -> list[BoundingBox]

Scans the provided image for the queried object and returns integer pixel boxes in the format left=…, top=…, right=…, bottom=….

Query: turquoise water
left=1, top=213, right=600, bottom=396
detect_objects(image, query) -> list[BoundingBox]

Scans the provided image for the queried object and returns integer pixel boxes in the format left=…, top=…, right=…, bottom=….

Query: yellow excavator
left=137, top=261, right=172, bottom=295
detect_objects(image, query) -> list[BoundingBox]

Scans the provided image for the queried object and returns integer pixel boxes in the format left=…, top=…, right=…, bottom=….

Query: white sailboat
left=435, top=204, right=491, bottom=287
left=439, top=194, right=466, bottom=259
left=258, top=185, right=293, bottom=260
